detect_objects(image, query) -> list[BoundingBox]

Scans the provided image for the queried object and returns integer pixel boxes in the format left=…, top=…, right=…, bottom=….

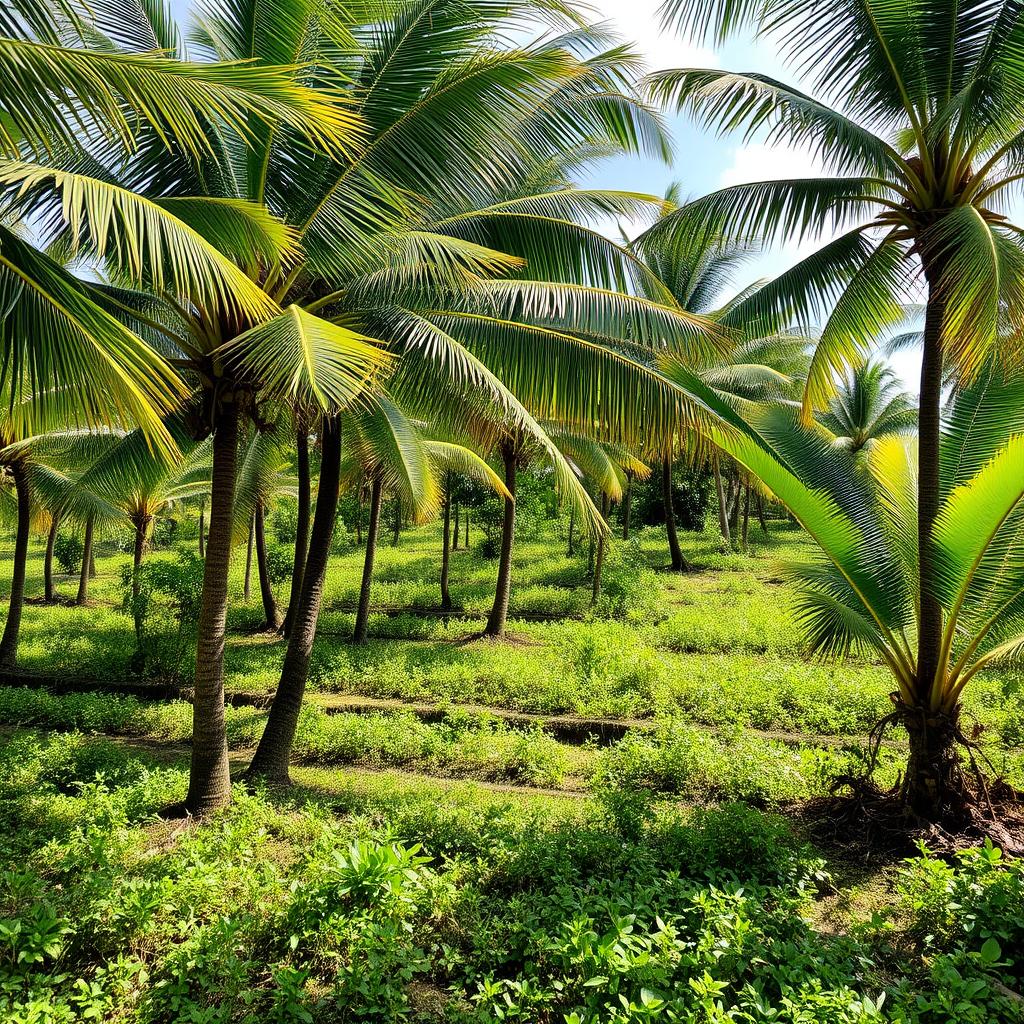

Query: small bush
left=53, top=532, right=83, bottom=574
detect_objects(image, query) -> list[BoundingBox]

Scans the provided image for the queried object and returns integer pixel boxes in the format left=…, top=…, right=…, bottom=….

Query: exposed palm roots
left=803, top=706, right=1024, bottom=856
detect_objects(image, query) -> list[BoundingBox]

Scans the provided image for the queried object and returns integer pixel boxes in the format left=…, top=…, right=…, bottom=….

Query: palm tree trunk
left=713, top=453, right=731, bottom=546
left=741, top=484, right=750, bottom=554
left=76, top=514, right=94, bottom=606
left=663, top=455, right=685, bottom=571
left=902, top=266, right=957, bottom=812
left=254, top=502, right=280, bottom=630
left=756, top=493, right=768, bottom=537
left=591, top=492, right=610, bottom=606
left=465, top=510, right=469, bottom=547
left=248, top=418, right=342, bottom=784
left=485, top=443, right=517, bottom=637
left=198, top=501, right=205, bottom=558
left=353, top=473, right=383, bottom=644
left=622, top=475, right=632, bottom=541
left=732, top=476, right=743, bottom=541
left=132, top=516, right=148, bottom=648
left=185, top=399, right=239, bottom=816
left=243, top=514, right=254, bottom=602
left=282, top=430, right=310, bottom=638
left=440, top=489, right=453, bottom=611
left=0, top=462, right=31, bottom=668
left=44, top=512, right=59, bottom=603
left=452, top=502, right=460, bottom=551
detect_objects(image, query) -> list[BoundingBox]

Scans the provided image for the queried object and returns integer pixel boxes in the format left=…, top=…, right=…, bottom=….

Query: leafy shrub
left=592, top=537, right=662, bottom=622
left=271, top=498, right=299, bottom=544
left=119, top=552, right=204, bottom=680
left=52, top=532, right=83, bottom=575
left=267, top=543, right=294, bottom=586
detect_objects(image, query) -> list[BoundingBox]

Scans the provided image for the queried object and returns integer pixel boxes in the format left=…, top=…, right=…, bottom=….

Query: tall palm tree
left=5, top=3, right=386, bottom=815
left=345, top=397, right=510, bottom=644
left=0, top=0, right=360, bottom=451
left=651, top=0, right=1024, bottom=815
left=819, top=360, right=916, bottom=453
left=630, top=217, right=809, bottom=553
left=232, top=424, right=299, bottom=631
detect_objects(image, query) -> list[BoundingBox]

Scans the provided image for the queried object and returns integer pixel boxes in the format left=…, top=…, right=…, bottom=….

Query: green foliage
left=52, top=532, right=83, bottom=575
left=591, top=538, right=662, bottom=622
left=266, top=543, right=293, bottom=587
left=631, top=460, right=713, bottom=533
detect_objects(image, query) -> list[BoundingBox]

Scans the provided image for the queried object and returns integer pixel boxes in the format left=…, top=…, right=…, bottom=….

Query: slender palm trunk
left=282, top=430, right=310, bottom=638
left=0, top=462, right=31, bottom=668
left=713, top=454, right=731, bottom=546
left=248, top=419, right=342, bottom=783
left=76, top=514, right=94, bottom=606
left=44, top=513, right=59, bottom=603
left=452, top=503, right=460, bottom=551
left=741, top=484, right=750, bottom=553
left=440, top=490, right=453, bottom=611
left=132, top=516, right=148, bottom=648
left=464, top=510, right=469, bottom=547
left=353, top=474, right=383, bottom=644
left=903, top=267, right=958, bottom=813
left=254, top=502, right=280, bottom=629
left=663, top=455, right=686, bottom=571
left=591, top=493, right=610, bottom=606
left=622, top=475, right=632, bottom=540
left=756, top=493, right=768, bottom=537
left=732, top=476, right=743, bottom=541
left=198, top=502, right=205, bottom=558
left=485, top=443, right=517, bottom=637
left=186, top=400, right=239, bottom=816
left=243, top=514, right=254, bottom=602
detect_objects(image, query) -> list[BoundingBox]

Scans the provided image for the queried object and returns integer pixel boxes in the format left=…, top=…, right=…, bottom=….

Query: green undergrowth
left=6, top=686, right=1022, bottom=804
left=1, top=729, right=1022, bottom=1023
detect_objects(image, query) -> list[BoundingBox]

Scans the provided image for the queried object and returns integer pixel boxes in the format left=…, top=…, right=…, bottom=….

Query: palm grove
left=2, top=0, right=1023, bottom=839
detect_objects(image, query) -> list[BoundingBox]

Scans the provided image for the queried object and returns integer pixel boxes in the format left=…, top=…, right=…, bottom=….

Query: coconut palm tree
left=545, top=429, right=650, bottom=601
left=0, top=0, right=363, bottom=451
left=231, top=424, right=300, bottom=631
left=691, top=361, right=1024, bottom=839
left=819, top=360, right=916, bottom=454
left=648, top=0, right=1024, bottom=815
left=629, top=216, right=810, bottom=554
left=345, top=396, right=511, bottom=644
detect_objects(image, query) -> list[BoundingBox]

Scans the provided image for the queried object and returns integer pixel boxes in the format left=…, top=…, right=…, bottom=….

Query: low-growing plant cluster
left=1, top=733, right=1022, bottom=1023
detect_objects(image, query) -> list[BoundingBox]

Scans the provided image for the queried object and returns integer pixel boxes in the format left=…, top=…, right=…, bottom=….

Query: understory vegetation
left=2, top=515, right=1023, bottom=1020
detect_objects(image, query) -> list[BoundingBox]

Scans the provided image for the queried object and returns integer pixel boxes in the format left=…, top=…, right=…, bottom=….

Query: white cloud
left=718, top=141, right=825, bottom=188
left=588, top=2, right=719, bottom=73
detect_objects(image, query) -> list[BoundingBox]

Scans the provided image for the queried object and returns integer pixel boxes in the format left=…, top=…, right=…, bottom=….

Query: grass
left=2, top=513, right=1024, bottom=1019
left=2, top=728, right=1023, bottom=1022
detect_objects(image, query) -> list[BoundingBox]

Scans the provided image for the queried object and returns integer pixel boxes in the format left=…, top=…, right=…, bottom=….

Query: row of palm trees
left=4, top=0, right=1024, bottom=833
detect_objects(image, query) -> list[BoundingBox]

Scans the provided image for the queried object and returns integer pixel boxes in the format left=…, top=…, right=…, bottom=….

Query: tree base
left=801, top=776, right=1024, bottom=857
